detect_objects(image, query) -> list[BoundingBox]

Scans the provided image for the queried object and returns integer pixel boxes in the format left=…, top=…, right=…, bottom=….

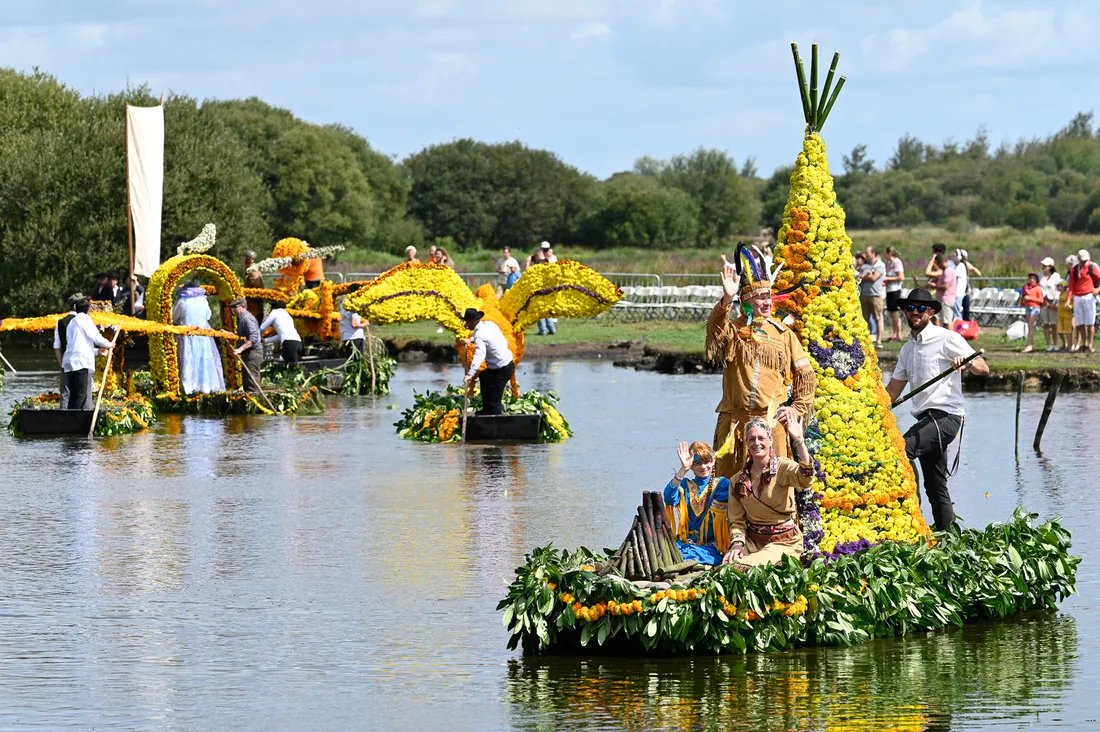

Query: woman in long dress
left=172, top=282, right=225, bottom=393
left=722, top=414, right=815, bottom=568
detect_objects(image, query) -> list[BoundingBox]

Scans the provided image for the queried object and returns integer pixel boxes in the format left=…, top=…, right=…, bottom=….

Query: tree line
left=2, top=67, right=1100, bottom=316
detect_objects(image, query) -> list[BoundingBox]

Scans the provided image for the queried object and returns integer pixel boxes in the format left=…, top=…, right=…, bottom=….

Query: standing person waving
left=886, top=289, right=989, bottom=531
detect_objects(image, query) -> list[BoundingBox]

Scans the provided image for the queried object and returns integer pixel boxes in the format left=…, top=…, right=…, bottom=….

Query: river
left=0, top=356, right=1095, bottom=730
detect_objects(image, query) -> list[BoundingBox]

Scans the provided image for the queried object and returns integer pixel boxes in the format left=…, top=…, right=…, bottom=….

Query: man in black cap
left=886, top=288, right=988, bottom=531
left=230, top=298, right=263, bottom=393
left=461, top=308, right=514, bottom=415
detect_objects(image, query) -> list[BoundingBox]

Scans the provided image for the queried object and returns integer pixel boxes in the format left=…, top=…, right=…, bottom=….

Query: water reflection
left=0, top=359, right=1095, bottom=729
left=506, top=615, right=1078, bottom=731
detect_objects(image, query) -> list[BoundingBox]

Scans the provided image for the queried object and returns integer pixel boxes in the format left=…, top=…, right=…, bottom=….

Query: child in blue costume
left=663, top=440, right=731, bottom=565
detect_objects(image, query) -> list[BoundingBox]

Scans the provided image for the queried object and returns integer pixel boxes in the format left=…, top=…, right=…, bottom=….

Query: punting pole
left=88, top=329, right=122, bottom=437
left=891, top=349, right=985, bottom=409
left=232, top=349, right=279, bottom=414
left=0, top=346, right=16, bottom=374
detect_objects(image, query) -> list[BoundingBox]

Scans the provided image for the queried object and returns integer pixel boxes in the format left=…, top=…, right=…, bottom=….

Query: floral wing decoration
left=498, top=260, right=622, bottom=333
left=343, top=262, right=480, bottom=334
left=0, top=311, right=240, bottom=341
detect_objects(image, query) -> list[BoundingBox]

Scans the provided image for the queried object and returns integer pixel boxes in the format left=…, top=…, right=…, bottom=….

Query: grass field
left=375, top=317, right=1100, bottom=373
left=334, top=227, right=1099, bottom=279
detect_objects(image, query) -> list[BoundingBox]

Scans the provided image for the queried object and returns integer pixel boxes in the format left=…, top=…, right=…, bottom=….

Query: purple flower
left=808, top=326, right=865, bottom=380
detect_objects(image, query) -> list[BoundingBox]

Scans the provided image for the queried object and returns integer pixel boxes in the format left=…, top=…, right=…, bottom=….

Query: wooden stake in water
left=1014, top=370, right=1024, bottom=458
left=364, top=320, right=377, bottom=395
left=1033, top=371, right=1064, bottom=452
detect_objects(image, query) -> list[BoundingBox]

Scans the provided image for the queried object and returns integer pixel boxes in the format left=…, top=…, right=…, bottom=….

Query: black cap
left=462, top=307, right=484, bottom=323
left=898, top=287, right=942, bottom=313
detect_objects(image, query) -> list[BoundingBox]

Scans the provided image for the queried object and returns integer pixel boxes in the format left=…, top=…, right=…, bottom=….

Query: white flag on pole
left=126, top=104, right=164, bottom=278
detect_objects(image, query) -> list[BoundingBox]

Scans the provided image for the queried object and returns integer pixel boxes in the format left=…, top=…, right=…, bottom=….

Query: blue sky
left=3, top=0, right=1098, bottom=178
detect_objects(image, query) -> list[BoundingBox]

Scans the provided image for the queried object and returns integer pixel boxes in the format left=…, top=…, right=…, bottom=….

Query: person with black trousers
left=57, top=298, right=112, bottom=409
left=461, top=308, right=514, bottom=416
left=886, top=289, right=989, bottom=531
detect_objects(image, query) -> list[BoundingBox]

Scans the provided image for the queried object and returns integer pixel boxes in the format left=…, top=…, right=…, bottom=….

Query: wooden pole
left=88, top=329, right=122, bottom=437
left=460, top=384, right=470, bottom=446
left=364, top=320, right=377, bottom=395
left=124, top=104, right=137, bottom=318
left=1033, top=371, right=1064, bottom=452
left=0, top=346, right=16, bottom=374
left=1014, top=369, right=1024, bottom=458
left=232, top=349, right=279, bottom=414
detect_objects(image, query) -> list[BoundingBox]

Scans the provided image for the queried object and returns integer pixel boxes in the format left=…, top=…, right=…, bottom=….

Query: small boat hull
left=19, top=409, right=94, bottom=436
left=465, top=414, right=542, bottom=442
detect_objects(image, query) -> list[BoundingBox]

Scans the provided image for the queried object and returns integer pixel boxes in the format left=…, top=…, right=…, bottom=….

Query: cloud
left=570, top=22, right=611, bottom=41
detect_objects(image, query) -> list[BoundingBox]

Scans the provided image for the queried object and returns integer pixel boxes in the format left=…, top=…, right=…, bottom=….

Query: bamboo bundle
left=610, top=492, right=698, bottom=581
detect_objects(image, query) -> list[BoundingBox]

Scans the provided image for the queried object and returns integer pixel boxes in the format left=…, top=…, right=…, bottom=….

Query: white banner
left=126, top=104, right=165, bottom=278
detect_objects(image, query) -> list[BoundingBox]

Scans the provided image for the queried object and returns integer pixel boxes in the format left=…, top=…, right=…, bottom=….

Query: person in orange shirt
left=304, top=255, right=324, bottom=289
left=1019, top=272, right=1044, bottom=354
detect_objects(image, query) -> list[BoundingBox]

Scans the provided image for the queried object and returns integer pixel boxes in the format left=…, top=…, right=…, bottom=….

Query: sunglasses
left=903, top=303, right=933, bottom=314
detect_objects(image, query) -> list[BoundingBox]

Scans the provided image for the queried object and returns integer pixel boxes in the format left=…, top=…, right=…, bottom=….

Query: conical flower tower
left=773, top=44, right=931, bottom=553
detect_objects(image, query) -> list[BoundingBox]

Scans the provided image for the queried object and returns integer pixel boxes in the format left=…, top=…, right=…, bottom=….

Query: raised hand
left=676, top=441, right=694, bottom=472
left=720, top=256, right=740, bottom=301
left=779, top=409, right=803, bottom=442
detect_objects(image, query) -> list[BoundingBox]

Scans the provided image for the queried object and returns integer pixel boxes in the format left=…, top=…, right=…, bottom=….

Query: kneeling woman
left=723, top=414, right=814, bottom=568
left=663, top=441, right=731, bottom=566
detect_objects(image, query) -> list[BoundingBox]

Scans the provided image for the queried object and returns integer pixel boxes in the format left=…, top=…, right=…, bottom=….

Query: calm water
left=0, top=354, right=1095, bottom=730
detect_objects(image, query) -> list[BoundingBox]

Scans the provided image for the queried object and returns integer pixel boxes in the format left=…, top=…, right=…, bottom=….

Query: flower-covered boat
left=499, top=44, right=1079, bottom=654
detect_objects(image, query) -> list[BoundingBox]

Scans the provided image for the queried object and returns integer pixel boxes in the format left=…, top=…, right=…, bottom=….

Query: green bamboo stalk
left=818, top=76, right=847, bottom=131
left=809, top=44, right=819, bottom=129
left=632, top=520, right=652, bottom=579
left=817, top=52, right=840, bottom=124
left=791, top=43, right=812, bottom=125
left=637, top=507, right=660, bottom=578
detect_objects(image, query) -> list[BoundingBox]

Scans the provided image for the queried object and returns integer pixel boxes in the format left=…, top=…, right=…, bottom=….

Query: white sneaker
left=1046, top=346, right=1054, bottom=352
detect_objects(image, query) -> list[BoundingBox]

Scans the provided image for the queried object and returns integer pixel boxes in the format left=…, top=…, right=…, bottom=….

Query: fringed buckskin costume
left=708, top=246, right=817, bottom=478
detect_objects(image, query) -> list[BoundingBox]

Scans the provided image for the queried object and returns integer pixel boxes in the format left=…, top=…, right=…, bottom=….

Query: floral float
left=500, top=44, right=1079, bottom=655
left=344, top=260, right=620, bottom=441
left=1, top=311, right=242, bottom=437
left=395, top=387, right=571, bottom=442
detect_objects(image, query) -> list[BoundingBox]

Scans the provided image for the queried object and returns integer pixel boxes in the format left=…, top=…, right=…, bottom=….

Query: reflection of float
left=505, top=613, right=1078, bottom=729
left=346, top=261, right=621, bottom=442
left=500, top=45, right=1079, bottom=654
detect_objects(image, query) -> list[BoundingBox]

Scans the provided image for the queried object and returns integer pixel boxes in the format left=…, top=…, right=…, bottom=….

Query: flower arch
left=146, top=254, right=245, bottom=393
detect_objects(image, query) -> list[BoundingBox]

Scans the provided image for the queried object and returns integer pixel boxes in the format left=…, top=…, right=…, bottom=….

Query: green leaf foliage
left=499, top=509, right=1079, bottom=655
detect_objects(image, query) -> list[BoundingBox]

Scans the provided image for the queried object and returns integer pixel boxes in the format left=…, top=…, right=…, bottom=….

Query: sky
left=2, top=0, right=1098, bottom=179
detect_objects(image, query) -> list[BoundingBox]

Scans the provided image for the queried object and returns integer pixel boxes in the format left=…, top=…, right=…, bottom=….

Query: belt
left=746, top=520, right=798, bottom=546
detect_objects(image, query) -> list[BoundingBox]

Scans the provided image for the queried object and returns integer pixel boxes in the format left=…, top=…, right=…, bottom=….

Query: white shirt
left=259, top=308, right=301, bottom=344
left=1039, top=272, right=1062, bottom=303
left=955, top=261, right=969, bottom=298
left=892, top=323, right=975, bottom=417
left=59, top=312, right=111, bottom=373
left=496, top=256, right=519, bottom=276
left=466, top=320, right=513, bottom=377
left=339, top=304, right=364, bottom=341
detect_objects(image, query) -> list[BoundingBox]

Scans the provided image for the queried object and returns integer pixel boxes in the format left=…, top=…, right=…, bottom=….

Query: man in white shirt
left=886, top=289, right=988, bottom=531
left=259, top=307, right=303, bottom=365
left=52, top=292, right=85, bottom=408
left=495, top=246, right=520, bottom=297
left=461, top=307, right=514, bottom=415
left=58, top=298, right=113, bottom=409
left=339, top=299, right=367, bottom=353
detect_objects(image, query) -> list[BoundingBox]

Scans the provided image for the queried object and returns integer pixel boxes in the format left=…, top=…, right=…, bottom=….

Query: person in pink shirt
left=932, top=253, right=957, bottom=325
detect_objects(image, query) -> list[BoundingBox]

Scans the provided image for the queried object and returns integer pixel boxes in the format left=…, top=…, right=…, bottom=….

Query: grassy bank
left=376, top=318, right=1100, bottom=373
left=334, top=227, right=1098, bottom=279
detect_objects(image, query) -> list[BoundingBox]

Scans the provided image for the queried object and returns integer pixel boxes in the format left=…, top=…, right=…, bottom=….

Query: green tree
left=269, top=125, right=377, bottom=245
left=581, top=173, right=697, bottom=249
left=639, top=148, right=760, bottom=246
